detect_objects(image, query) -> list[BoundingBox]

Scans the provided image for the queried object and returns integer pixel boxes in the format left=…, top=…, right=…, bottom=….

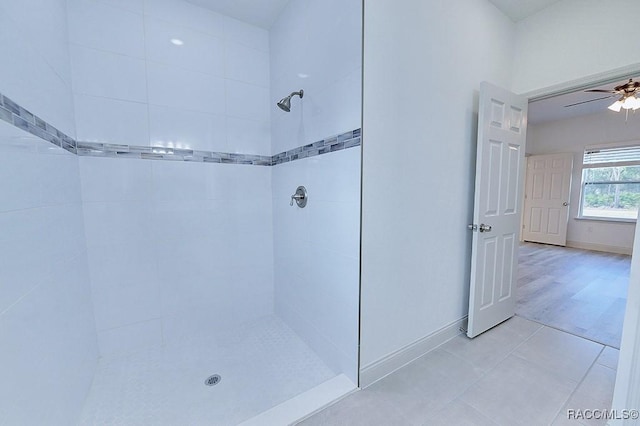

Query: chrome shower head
left=277, top=89, right=304, bottom=112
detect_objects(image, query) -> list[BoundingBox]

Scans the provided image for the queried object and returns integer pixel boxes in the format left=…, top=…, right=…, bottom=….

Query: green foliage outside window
left=582, top=166, right=640, bottom=213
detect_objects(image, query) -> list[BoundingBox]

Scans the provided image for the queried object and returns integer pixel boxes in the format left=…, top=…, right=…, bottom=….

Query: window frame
left=578, top=142, right=640, bottom=222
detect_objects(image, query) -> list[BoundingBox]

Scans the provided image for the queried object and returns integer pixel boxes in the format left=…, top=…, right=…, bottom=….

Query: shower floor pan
left=79, top=315, right=342, bottom=425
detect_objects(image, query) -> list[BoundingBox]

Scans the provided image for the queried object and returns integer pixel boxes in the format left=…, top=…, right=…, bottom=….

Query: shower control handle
left=290, top=194, right=303, bottom=205
left=290, top=186, right=308, bottom=208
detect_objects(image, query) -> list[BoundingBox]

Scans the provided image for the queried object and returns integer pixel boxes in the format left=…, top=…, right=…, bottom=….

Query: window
left=580, top=144, right=640, bottom=220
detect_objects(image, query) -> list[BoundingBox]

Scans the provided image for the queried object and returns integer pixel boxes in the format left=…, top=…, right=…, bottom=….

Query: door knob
left=562, top=202, right=569, bottom=206
left=479, top=224, right=492, bottom=233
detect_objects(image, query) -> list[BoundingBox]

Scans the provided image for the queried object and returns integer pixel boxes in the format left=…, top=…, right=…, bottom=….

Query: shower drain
left=204, top=374, right=222, bottom=386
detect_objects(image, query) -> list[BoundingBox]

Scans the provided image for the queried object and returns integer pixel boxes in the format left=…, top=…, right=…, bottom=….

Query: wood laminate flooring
left=516, top=242, right=630, bottom=349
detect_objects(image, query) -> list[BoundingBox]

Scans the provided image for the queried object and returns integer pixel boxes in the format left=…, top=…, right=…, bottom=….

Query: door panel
left=467, top=82, right=528, bottom=338
left=522, top=153, right=573, bottom=246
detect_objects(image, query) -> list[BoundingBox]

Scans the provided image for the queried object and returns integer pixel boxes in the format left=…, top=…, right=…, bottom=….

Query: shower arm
left=289, top=90, right=304, bottom=99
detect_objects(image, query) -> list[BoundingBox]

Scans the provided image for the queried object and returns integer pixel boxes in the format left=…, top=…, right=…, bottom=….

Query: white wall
left=67, top=0, right=276, bottom=357
left=79, top=157, right=273, bottom=356
left=0, top=2, right=98, bottom=424
left=0, top=0, right=76, bottom=136
left=269, top=0, right=362, bottom=154
left=512, top=0, right=640, bottom=95
left=68, top=0, right=271, bottom=155
left=527, top=112, right=639, bottom=253
left=0, top=129, right=98, bottom=425
left=270, top=0, right=362, bottom=383
left=272, top=149, right=361, bottom=384
left=360, top=0, right=515, bottom=371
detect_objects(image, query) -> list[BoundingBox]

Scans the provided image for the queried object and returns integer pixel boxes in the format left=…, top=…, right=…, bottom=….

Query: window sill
left=574, top=216, right=637, bottom=224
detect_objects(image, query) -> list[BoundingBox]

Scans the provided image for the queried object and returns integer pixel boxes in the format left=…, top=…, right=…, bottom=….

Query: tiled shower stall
left=0, top=0, right=362, bottom=424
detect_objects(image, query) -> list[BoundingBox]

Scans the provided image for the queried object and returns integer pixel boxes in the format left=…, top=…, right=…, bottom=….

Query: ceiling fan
left=564, top=79, right=640, bottom=111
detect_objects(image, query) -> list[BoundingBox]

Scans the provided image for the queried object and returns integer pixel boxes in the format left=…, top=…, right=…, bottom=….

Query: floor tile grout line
left=447, top=320, right=610, bottom=426
left=507, top=322, right=607, bottom=382
left=549, top=344, right=607, bottom=425
left=515, top=314, right=620, bottom=350
left=435, top=320, right=546, bottom=426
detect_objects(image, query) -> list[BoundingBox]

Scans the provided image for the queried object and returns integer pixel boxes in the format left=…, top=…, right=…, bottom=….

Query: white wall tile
left=0, top=130, right=97, bottom=425
left=79, top=157, right=153, bottom=202
left=151, top=161, right=208, bottom=202
left=0, top=209, right=47, bottom=313
left=148, top=104, right=227, bottom=152
left=226, top=117, right=270, bottom=155
left=0, top=0, right=72, bottom=85
left=212, top=162, right=273, bottom=202
left=68, top=0, right=145, bottom=58
left=143, top=0, right=225, bottom=39
left=37, top=150, right=83, bottom=206
left=144, top=17, right=224, bottom=76
left=225, top=42, right=269, bottom=87
left=96, top=319, right=163, bottom=357
left=88, top=244, right=161, bottom=330
left=223, top=16, right=269, bottom=52
left=70, top=45, right=147, bottom=102
left=67, top=0, right=272, bottom=155
left=95, top=0, right=144, bottom=14
left=0, top=254, right=98, bottom=425
left=0, top=143, right=41, bottom=212
left=0, top=11, right=76, bottom=135
left=147, top=62, right=225, bottom=115
left=205, top=163, right=239, bottom=200
left=74, top=94, right=149, bottom=145
left=307, top=201, right=360, bottom=258
left=305, top=0, right=362, bottom=87
left=270, top=0, right=363, bottom=381
left=87, top=242, right=158, bottom=298
left=82, top=201, right=153, bottom=247
left=226, top=80, right=270, bottom=121
left=307, top=146, right=361, bottom=203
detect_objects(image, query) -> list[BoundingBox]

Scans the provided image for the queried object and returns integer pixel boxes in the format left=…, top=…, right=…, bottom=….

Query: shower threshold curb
left=238, top=374, right=356, bottom=426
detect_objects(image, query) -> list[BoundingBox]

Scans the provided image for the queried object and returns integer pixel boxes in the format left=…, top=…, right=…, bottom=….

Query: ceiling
left=488, top=0, right=563, bottom=21
left=190, top=0, right=561, bottom=28
left=528, top=78, right=640, bottom=125
left=185, top=0, right=291, bottom=29
left=185, top=0, right=624, bottom=125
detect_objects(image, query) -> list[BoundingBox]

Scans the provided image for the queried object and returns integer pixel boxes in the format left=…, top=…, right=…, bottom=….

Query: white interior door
left=467, top=82, right=528, bottom=338
left=522, top=153, right=573, bottom=246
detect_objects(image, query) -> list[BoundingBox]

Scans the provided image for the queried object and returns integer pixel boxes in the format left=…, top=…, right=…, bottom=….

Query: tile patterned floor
left=299, top=317, right=618, bottom=426
left=79, top=315, right=335, bottom=426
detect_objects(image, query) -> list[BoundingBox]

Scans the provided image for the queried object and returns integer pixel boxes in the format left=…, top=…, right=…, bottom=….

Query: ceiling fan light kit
left=584, top=78, right=640, bottom=115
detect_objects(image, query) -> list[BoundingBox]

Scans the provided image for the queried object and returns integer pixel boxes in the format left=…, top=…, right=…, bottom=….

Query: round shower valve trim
left=290, top=186, right=308, bottom=208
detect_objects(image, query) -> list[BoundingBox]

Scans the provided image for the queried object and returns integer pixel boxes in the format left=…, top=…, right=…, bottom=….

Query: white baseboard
left=359, top=317, right=467, bottom=388
left=566, top=240, right=632, bottom=255
left=238, top=374, right=356, bottom=426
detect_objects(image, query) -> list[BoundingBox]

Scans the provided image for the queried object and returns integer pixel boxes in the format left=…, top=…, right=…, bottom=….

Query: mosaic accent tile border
left=0, top=94, right=77, bottom=154
left=76, top=142, right=273, bottom=166
left=271, top=129, right=361, bottom=165
left=0, top=91, right=360, bottom=165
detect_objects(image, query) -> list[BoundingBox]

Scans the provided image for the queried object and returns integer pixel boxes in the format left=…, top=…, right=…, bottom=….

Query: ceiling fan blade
left=585, top=89, right=617, bottom=93
left=564, top=95, right=616, bottom=108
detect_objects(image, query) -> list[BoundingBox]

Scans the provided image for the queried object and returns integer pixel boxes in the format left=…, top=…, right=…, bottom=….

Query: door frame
left=520, top=64, right=640, bottom=424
